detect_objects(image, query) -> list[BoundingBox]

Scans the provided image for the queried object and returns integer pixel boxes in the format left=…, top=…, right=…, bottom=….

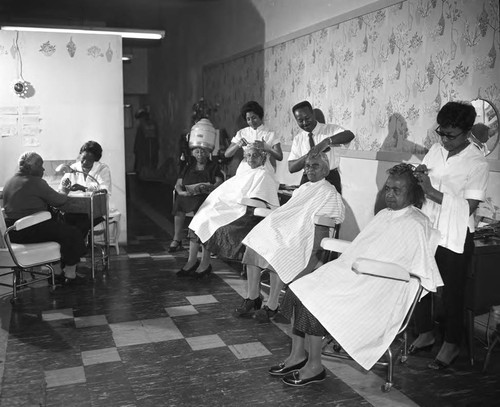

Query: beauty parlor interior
left=1, top=0, right=500, bottom=406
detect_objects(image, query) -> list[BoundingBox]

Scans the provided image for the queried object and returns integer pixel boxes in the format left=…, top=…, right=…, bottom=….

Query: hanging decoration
left=66, top=36, right=76, bottom=57
left=39, top=40, right=56, bottom=56
left=105, top=43, right=113, bottom=62
left=13, top=80, right=32, bottom=97
left=87, top=45, right=103, bottom=58
left=12, top=31, right=35, bottom=98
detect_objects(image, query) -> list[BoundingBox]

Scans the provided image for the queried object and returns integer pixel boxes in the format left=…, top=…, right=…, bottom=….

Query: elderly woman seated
left=3, top=152, right=87, bottom=283
left=178, top=144, right=279, bottom=279
left=239, top=152, right=345, bottom=321
left=268, top=163, right=443, bottom=387
left=169, top=145, right=224, bottom=252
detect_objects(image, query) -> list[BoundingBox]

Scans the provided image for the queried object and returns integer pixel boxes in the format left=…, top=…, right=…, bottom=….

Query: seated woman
left=59, top=140, right=111, bottom=239
left=179, top=144, right=279, bottom=279
left=269, top=164, right=443, bottom=387
left=3, top=152, right=87, bottom=283
left=239, top=153, right=344, bottom=321
left=169, top=146, right=224, bottom=252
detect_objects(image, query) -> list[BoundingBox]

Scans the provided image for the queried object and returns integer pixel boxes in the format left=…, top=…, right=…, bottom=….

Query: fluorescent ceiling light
left=1, top=25, right=164, bottom=40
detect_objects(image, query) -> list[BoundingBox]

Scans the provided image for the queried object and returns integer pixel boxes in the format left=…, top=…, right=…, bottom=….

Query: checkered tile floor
left=1, top=181, right=499, bottom=406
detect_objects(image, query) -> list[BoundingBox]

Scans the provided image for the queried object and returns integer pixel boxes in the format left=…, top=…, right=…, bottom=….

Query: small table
left=60, top=191, right=109, bottom=279
left=465, top=236, right=500, bottom=365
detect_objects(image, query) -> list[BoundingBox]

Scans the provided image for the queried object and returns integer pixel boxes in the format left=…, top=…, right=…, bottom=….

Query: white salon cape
left=189, top=166, right=279, bottom=243
left=60, top=161, right=112, bottom=194
left=290, top=206, right=443, bottom=370
left=243, top=179, right=344, bottom=283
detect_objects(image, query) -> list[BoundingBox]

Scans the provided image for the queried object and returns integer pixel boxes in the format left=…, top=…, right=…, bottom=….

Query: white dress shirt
left=420, top=142, right=489, bottom=253
left=288, top=123, right=345, bottom=170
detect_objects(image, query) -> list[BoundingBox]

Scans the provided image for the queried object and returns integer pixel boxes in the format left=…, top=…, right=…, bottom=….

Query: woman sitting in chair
left=3, top=152, right=87, bottom=283
left=239, top=152, right=344, bottom=322
left=269, top=164, right=443, bottom=387
left=178, top=144, right=279, bottom=279
left=58, top=140, right=111, bottom=240
left=169, top=146, right=224, bottom=252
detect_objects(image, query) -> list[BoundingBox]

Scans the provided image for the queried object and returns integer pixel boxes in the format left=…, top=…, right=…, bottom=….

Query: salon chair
left=319, top=236, right=434, bottom=392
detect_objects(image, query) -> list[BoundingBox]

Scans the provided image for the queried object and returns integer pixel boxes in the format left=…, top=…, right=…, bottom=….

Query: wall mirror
left=471, top=98, right=499, bottom=158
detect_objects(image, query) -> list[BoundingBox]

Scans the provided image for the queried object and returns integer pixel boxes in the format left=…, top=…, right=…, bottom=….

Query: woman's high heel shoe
left=234, top=295, right=263, bottom=317
left=428, top=353, right=459, bottom=370
left=176, top=260, right=200, bottom=277
left=408, top=341, right=435, bottom=355
left=192, top=264, right=212, bottom=279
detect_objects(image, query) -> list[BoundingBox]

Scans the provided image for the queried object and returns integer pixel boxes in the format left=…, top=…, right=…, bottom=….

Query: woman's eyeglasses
left=434, top=127, right=466, bottom=140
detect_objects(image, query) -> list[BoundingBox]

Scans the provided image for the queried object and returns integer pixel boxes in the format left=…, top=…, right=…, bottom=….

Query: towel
left=243, top=179, right=344, bottom=284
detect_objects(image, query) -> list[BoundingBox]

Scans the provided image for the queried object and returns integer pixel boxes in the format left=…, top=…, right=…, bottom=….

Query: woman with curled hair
left=179, top=144, right=279, bottom=279
left=59, top=141, right=111, bottom=239
left=224, top=101, right=283, bottom=176
left=268, top=163, right=442, bottom=387
left=239, top=152, right=345, bottom=321
left=410, top=101, right=489, bottom=370
left=59, top=141, right=111, bottom=194
left=169, top=146, right=224, bottom=252
left=3, top=152, right=87, bottom=283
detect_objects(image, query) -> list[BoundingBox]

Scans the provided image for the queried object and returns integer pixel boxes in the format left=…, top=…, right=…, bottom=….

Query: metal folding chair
left=0, top=210, right=59, bottom=304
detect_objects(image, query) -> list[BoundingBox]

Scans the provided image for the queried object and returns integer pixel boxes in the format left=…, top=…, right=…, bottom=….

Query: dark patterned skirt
left=172, top=194, right=208, bottom=215
left=205, top=208, right=262, bottom=260
left=280, top=289, right=326, bottom=337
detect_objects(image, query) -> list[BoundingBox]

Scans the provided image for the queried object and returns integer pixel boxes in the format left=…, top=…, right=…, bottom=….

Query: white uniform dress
left=189, top=166, right=279, bottom=243
left=420, top=142, right=489, bottom=253
left=290, top=206, right=443, bottom=370
left=60, top=161, right=112, bottom=194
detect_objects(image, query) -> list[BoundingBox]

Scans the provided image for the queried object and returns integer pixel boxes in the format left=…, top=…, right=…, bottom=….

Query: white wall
left=252, top=0, right=382, bottom=43
left=0, top=30, right=127, bottom=242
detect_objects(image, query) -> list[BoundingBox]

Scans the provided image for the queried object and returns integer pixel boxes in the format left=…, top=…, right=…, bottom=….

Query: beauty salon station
left=0, top=1, right=500, bottom=406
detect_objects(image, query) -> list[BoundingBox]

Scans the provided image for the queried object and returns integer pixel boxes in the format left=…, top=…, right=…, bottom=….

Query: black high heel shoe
left=234, top=295, right=263, bottom=317
left=192, top=264, right=212, bottom=279
left=176, top=260, right=200, bottom=277
left=428, top=353, right=459, bottom=370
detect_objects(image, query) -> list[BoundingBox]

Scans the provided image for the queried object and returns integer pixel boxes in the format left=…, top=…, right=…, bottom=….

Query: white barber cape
left=189, top=166, right=279, bottom=243
left=290, top=206, right=443, bottom=370
left=243, top=179, right=344, bottom=284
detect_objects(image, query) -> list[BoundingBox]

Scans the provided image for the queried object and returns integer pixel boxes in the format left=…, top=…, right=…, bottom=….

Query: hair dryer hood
left=189, top=118, right=216, bottom=151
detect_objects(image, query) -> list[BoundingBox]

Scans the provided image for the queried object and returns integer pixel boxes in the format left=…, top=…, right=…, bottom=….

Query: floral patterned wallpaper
left=203, top=0, right=500, bottom=159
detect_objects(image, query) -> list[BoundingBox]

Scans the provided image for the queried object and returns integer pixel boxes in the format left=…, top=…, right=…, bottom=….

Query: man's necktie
left=308, top=132, right=315, bottom=148
left=309, top=132, right=331, bottom=152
